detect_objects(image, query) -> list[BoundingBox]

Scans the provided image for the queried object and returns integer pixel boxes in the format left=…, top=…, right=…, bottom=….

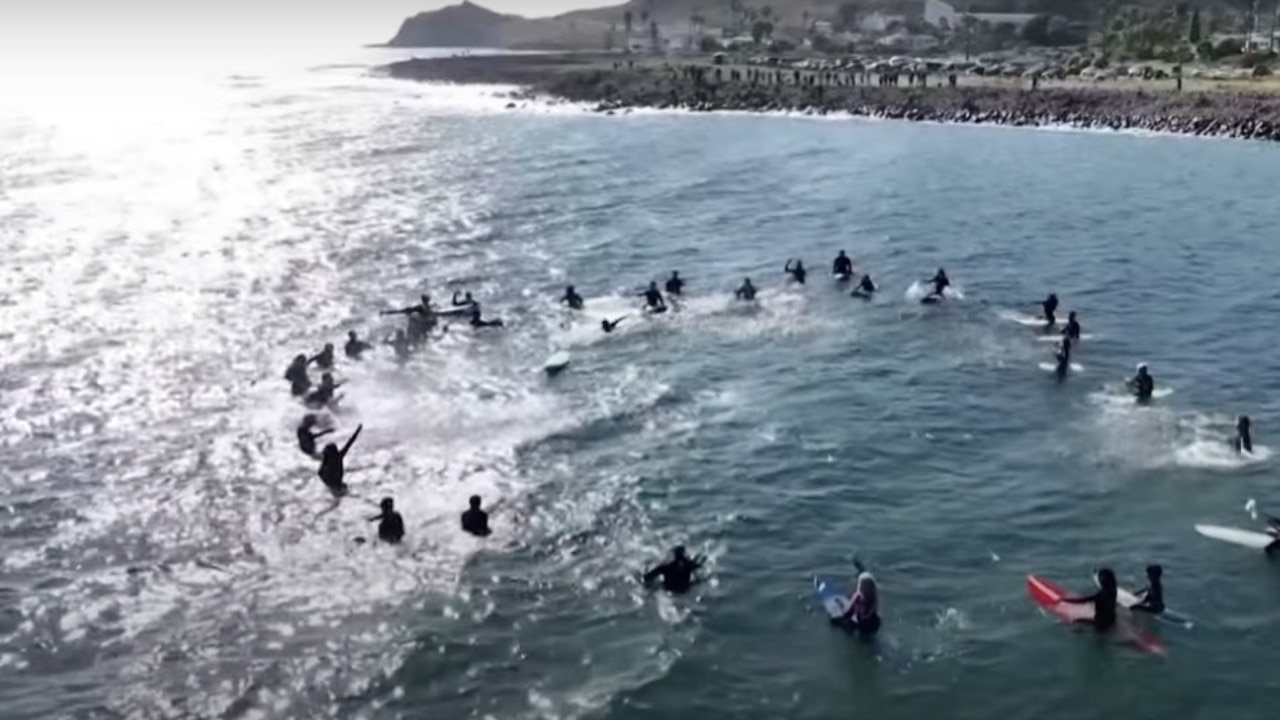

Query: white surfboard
left=1039, top=361, right=1084, bottom=373
left=1093, top=574, right=1194, bottom=629
left=1195, top=523, right=1275, bottom=550
left=544, top=351, right=570, bottom=375
left=1037, top=334, right=1095, bottom=343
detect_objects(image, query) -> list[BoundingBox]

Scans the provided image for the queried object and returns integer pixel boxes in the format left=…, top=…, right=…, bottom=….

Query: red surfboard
left=1027, top=575, right=1165, bottom=656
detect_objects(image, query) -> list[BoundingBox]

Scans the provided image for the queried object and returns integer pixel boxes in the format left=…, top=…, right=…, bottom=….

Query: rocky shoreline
left=386, top=54, right=1280, bottom=142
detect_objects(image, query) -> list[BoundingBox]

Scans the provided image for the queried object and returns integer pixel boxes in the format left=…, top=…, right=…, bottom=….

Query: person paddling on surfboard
left=1127, top=364, right=1155, bottom=403
left=318, top=424, right=362, bottom=497
left=839, top=562, right=881, bottom=637
left=1061, top=311, right=1081, bottom=342
left=561, top=285, right=585, bottom=310
left=639, top=282, right=667, bottom=314
left=1130, top=564, right=1165, bottom=614
left=1062, top=567, right=1117, bottom=632
left=735, top=278, right=757, bottom=301
left=664, top=271, right=685, bottom=297
left=643, top=546, right=704, bottom=594
left=785, top=259, right=807, bottom=284
left=853, top=274, right=877, bottom=297
left=1235, top=415, right=1253, bottom=454
left=368, top=497, right=405, bottom=544
left=601, top=316, right=627, bottom=334
left=1039, top=293, right=1059, bottom=328
left=832, top=251, right=854, bottom=279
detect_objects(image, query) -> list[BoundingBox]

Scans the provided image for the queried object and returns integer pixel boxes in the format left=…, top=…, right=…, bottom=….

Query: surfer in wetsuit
left=785, top=259, right=807, bottom=284
left=601, top=316, right=627, bottom=334
left=639, top=282, right=667, bottom=313
left=368, top=497, right=405, bottom=544
left=562, top=285, right=585, bottom=310
left=305, top=372, right=343, bottom=408
left=1235, top=415, right=1253, bottom=454
left=1130, top=564, right=1165, bottom=614
left=833, top=251, right=854, bottom=279
left=643, top=545, right=704, bottom=594
left=318, top=423, right=362, bottom=497
left=840, top=564, right=881, bottom=638
left=469, top=307, right=504, bottom=328
left=452, top=291, right=476, bottom=308
left=853, top=274, right=877, bottom=297
left=664, top=271, right=685, bottom=297
left=296, top=414, right=333, bottom=458
left=1062, top=567, right=1117, bottom=632
left=1127, top=364, right=1154, bottom=402
left=928, top=268, right=950, bottom=299
left=345, top=331, right=372, bottom=360
left=386, top=329, right=412, bottom=360
left=1061, top=311, right=1081, bottom=341
left=735, top=278, right=757, bottom=301
left=461, top=495, right=492, bottom=537
left=285, top=354, right=311, bottom=396
left=1053, top=337, right=1073, bottom=381
left=1040, top=294, right=1059, bottom=328
left=310, top=343, right=336, bottom=371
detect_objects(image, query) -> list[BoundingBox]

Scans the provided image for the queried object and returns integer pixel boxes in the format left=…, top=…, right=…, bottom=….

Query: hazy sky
left=0, top=0, right=611, bottom=53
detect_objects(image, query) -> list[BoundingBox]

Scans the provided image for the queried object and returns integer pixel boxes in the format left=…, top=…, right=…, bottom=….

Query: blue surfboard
left=815, top=576, right=849, bottom=619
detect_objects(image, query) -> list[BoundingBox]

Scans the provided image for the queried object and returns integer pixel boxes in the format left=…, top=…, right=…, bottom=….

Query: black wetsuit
left=297, top=425, right=328, bottom=457
left=1131, top=580, right=1165, bottom=614
left=1065, top=588, right=1116, bottom=632
left=736, top=283, right=757, bottom=301
left=643, top=556, right=703, bottom=594
left=461, top=508, right=491, bottom=537
left=1132, top=374, right=1154, bottom=402
left=786, top=262, right=807, bottom=284
left=1042, top=296, right=1059, bottom=326
left=833, top=255, right=853, bottom=277
left=856, top=276, right=876, bottom=294
left=285, top=362, right=310, bottom=396
left=931, top=274, right=950, bottom=297
left=345, top=338, right=371, bottom=360
left=378, top=511, right=405, bottom=544
left=665, top=276, right=684, bottom=296
left=642, top=288, right=666, bottom=311
left=1062, top=319, right=1081, bottom=341
left=563, top=292, right=584, bottom=310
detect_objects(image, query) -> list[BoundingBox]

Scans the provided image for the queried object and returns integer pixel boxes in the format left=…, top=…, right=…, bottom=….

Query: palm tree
left=625, top=10, right=634, bottom=36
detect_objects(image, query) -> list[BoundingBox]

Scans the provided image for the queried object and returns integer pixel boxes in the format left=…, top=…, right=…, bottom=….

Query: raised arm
left=340, top=424, right=363, bottom=457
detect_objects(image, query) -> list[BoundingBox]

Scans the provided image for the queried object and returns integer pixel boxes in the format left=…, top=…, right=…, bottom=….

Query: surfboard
left=814, top=576, right=849, bottom=619
left=921, top=295, right=942, bottom=305
left=1194, top=524, right=1275, bottom=550
left=851, top=290, right=874, bottom=300
left=1039, top=361, right=1084, bottom=373
left=1093, top=574, right=1194, bottom=630
left=1027, top=575, right=1165, bottom=656
left=833, top=272, right=853, bottom=282
left=1038, top=334, right=1095, bottom=343
left=544, top=351, right=570, bottom=376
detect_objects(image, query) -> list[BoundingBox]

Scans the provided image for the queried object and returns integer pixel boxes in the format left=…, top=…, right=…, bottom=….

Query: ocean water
left=4, top=48, right=1280, bottom=720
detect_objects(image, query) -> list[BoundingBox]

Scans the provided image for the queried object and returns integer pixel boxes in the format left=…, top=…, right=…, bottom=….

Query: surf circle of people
left=278, top=251, right=1260, bottom=650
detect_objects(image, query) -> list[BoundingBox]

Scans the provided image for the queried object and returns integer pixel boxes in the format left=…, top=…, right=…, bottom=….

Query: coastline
left=385, top=53, right=1280, bottom=142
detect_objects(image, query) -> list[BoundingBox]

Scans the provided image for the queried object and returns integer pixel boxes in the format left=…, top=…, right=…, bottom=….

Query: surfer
left=305, top=372, right=343, bottom=409
left=296, top=414, right=333, bottom=458
left=1062, top=567, right=1117, bottom=632
left=344, top=331, right=372, bottom=360
left=561, top=285, right=585, bottom=310
left=386, top=329, right=413, bottom=360
left=639, top=282, right=667, bottom=314
left=643, top=546, right=704, bottom=594
left=1053, top=337, right=1073, bottom=380
left=1061, top=311, right=1081, bottom=341
left=469, top=307, right=505, bottom=329
left=839, top=567, right=881, bottom=638
left=784, top=259, right=807, bottom=284
left=1127, top=364, right=1155, bottom=402
left=317, top=423, right=362, bottom=497
left=928, top=267, right=951, bottom=299
left=452, top=290, right=476, bottom=307
left=285, top=354, right=311, bottom=396
left=461, top=495, right=492, bottom=537
left=1235, top=415, right=1253, bottom=454
left=735, top=278, right=757, bottom=301
left=601, top=316, right=627, bottom=334
left=310, top=343, right=336, bottom=371
left=368, top=497, right=405, bottom=544
left=1039, top=293, right=1059, bottom=327
left=383, top=294, right=436, bottom=321
left=832, top=251, right=854, bottom=279
left=853, top=274, right=877, bottom=297
left=1130, top=564, right=1165, bottom=614
left=664, top=271, right=685, bottom=297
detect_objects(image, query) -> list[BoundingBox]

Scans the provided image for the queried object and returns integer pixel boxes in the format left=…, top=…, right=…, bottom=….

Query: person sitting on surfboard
left=929, top=268, right=951, bottom=298
left=345, top=331, right=372, bottom=360
left=601, top=316, right=627, bottom=334
left=296, top=414, right=333, bottom=458
left=840, top=570, right=881, bottom=637
left=639, top=282, right=667, bottom=313
left=664, top=271, right=685, bottom=297
left=853, top=274, right=877, bottom=296
left=285, top=354, right=311, bottom=396
left=832, top=251, right=854, bottom=279
left=1061, top=311, right=1081, bottom=341
left=785, top=259, right=807, bottom=284
left=561, top=285, right=584, bottom=310
left=735, top=278, right=757, bottom=301
left=369, top=497, right=405, bottom=544
left=1062, top=567, right=1117, bottom=632
left=1235, top=416, right=1253, bottom=454
left=1039, top=293, right=1059, bottom=327
left=462, top=495, right=492, bottom=537
left=643, top=546, right=704, bottom=594
left=1130, top=564, right=1165, bottom=614
left=469, top=307, right=504, bottom=329
left=318, top=424, right=362, bottom=497
left=1127, top=364, right=1155, bottom=402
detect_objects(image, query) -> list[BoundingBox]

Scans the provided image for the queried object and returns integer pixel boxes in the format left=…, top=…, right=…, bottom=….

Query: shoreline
left=385, top=53, right=1280, bottom=143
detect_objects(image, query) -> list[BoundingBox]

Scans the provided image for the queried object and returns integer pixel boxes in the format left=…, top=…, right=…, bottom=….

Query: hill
left=387, top=0, right=615, bottom=50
